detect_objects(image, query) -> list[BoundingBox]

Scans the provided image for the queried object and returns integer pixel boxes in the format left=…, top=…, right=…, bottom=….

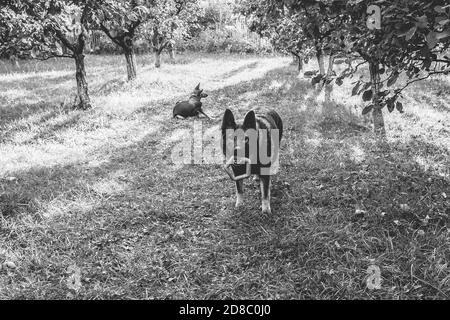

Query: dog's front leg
left=235, top=180, right=244, bottom=208
left=259, top=176, right=271, bottom=214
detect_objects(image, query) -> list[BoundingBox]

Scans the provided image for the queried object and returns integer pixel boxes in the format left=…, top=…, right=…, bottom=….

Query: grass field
left=0, top=52, right=449, bottom=299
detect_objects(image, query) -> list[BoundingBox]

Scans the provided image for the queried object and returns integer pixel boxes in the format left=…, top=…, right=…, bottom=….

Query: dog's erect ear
left=195, top=83, right=200, bottom=90
left=222, top=109, right=236, bottom=130
left=243, top=110, right=257, bottom=129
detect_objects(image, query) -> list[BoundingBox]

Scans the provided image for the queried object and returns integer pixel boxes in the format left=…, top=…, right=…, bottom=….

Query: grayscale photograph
left=0, top=0, right=449, bottom=302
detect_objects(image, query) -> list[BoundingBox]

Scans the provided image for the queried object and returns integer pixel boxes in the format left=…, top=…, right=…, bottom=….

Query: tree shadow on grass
left=0, top=64, right=306, bottom=216
left=0, top=102, right=65, bottom=135
left=26, top=112, right=85, bottom=144
left=6, top=62, right=448, bottom=299
left=0, top=81, right=74, bottom=139
left=272, top=107, right=450, bottom=299
left=189, top=88, right=450, bottom=299
left=131, top=65, right=312, bottom=125
left=0, top=102, right=84, bottom=144
left=0, top=63, right=314, bottom=297
left=92, top=78, right=128, bottom=96
left=0, top=69, right=132, bottom=145
left=408, top=78, right=450, bottom=113
left=0, top=102, right=52, bottom=124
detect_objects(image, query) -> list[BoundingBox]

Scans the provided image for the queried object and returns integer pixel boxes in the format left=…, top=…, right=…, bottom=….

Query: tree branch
left=99, top=22, right=123, bottom=47
left=395, top=69, right=450, bottom=96
left=35, top=54, right=73, bottom=61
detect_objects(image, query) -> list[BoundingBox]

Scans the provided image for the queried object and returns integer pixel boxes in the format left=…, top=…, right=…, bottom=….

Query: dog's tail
left=267, top=110, right=283, bottom=142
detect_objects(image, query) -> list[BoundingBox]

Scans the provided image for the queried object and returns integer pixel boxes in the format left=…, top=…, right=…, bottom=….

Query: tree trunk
left=324, top=54, right=335, bottom=103
left=151, top=26, right=164, bottom=68
left=369, top=62, right=386, bottom=137
left=154, top=48, right=162, bottom=68
left=10, top=56, right=20, bottom=68
left=168, top=42, right=175, bottom=63
left=327, top=54, right=335, bottom=76
left=316, top=49, right=326, bottom=75
left=74, top=53, right=91, bottom=110
left=313, top=48, right=326, bottom=96
left=298, top=57, right=303, bottom=72
left=124, top=48, right=137, bottom=81
left=291, top=52, right=302, bottom=72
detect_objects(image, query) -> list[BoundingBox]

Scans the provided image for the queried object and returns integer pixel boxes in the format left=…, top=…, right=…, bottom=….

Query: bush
left=179, top=28, right=273, bottom=54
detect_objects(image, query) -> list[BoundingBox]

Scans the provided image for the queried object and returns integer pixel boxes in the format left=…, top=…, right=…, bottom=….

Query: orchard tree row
left=238, top=0, right=450, bottom=135
left=0, top=0, right=203, bottom=109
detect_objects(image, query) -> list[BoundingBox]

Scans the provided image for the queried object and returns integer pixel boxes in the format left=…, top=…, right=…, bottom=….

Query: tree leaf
left=304, top=70, right=319, bottom=77
left=387, top=99, right=395, bottom=113
left=362, top=105, right=373, bottom=115
left=311, top=74, right=324, bottom=86
left=362, top=89, right=373, bottom=101
left=387, top=73, right=399, bottom=87
left=352, top=81, right=361, bottom=96
left=405, top=26, right=417, bottom=40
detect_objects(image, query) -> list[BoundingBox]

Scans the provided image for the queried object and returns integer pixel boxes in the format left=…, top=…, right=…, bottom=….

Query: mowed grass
left=0, top=52, right=449, bottom=299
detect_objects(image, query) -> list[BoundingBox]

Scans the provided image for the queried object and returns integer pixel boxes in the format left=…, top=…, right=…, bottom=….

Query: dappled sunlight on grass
left=162, top=128, right=190, bottom=145
left=0, top=70, right=73, bottom=84
left=387, top=97, right=449, bottom=150
left=0, top=115, right=162, bottom=175
left=1, top=88, right=32, bottom=101
left=39, top=197, right=96, bottom=219
left=309, top=58, right=449, bottom=178
left=0, top=143, right=85, bottom=174
left=92, top=55, right=289, bottom=117
left=349, top=144, right=366, bottom=164
left=91, top=179, right=130, bottom=197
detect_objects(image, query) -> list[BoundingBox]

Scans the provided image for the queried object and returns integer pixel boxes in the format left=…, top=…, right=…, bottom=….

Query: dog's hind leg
left=235, top=180, right=244, bottom=208
left=259, top=176, right=271, bottom=214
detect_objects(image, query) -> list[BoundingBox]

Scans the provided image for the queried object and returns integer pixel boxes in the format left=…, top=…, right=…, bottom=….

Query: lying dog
left=173, top=83, right=211, bottom=119
left=221, top=109, right=283, bottom=214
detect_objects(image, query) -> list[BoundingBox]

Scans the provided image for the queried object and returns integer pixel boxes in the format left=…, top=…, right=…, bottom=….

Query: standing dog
left=173, top=83, right=211, bottom=119
left=221, top=109, right=283, bottom=214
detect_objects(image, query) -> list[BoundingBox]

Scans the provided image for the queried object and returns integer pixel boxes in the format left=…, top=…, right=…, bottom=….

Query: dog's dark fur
left=173, top=83, right=210, bottom=119
left=221, top=109, right=283, bottom=214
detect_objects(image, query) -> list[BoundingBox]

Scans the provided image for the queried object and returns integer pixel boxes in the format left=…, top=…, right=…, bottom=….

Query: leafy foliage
left=92, top=0, right=150, bottom=51
left=339, top=0, right=450, bottom=111
left=0, top=0, right=95, bottom=60
left=238, top=0, right=450, bottom=118
left=141, top=0, right=202, bottom=54
left=0, top=0, right=99, bottom=109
